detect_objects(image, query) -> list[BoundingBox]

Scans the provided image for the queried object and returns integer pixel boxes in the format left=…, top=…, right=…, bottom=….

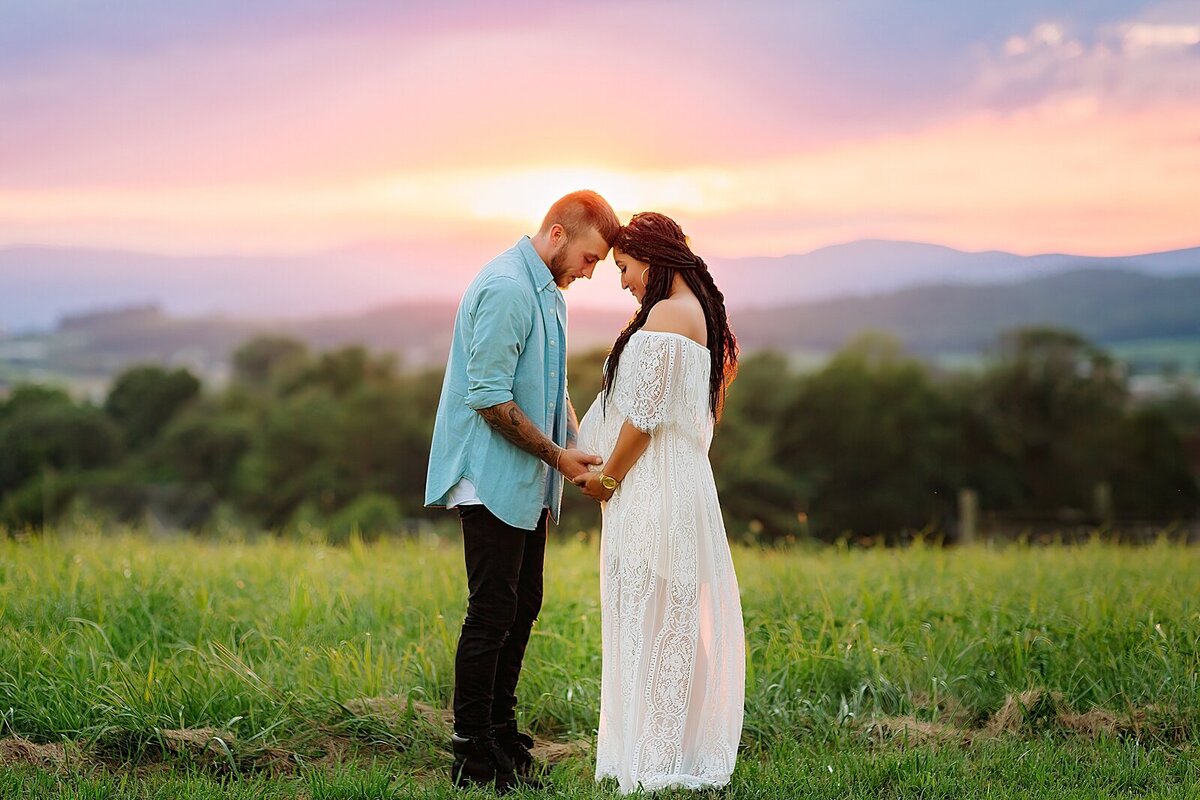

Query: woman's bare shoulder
left=643, top=298, right=706, bottom=345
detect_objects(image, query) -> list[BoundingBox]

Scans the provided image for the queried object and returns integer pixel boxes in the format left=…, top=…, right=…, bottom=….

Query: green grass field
left=1, top=528, right=1198, bottom=798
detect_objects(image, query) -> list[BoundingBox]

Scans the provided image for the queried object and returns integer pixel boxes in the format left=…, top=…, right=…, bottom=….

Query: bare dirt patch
left=0, top=737, right=67, bottom=768
left=342, top=695, right=590, bottom=764
left=865, top=688, right=1188, bottom=748
left=865, top=716, right=969, bottom=746
left=1, top=691, right=1186, bottom=775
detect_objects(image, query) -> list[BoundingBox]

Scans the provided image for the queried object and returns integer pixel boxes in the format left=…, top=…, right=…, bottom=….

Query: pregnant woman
left=574, top=212, right=745, bottom=794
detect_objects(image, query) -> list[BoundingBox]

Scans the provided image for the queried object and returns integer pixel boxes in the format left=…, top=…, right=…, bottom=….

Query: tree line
left=2, top=327, right=1197, bottom=543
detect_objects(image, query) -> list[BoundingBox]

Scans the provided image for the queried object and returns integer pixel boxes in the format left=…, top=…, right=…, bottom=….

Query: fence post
left=1093, top=481, right=1113, bottom=525
left=958, top=488, right=978, bottom=545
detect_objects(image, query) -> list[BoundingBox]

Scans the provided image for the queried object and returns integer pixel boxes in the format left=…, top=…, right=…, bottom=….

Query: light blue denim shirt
left=425, top=236, right=568, bottom=530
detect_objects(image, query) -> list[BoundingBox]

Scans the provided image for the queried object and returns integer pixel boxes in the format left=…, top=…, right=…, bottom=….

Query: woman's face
left=614, top=247, right=651, bottom=304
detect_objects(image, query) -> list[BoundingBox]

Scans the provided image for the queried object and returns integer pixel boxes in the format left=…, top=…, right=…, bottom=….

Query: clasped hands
left=557, top=448, right=615, bottom=502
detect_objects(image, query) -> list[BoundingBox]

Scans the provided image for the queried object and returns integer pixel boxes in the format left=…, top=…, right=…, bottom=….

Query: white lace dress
left=577, top=330, right=745, bottom=795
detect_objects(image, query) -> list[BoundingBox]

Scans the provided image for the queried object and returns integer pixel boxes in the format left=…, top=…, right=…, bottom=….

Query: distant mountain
left=0, top=302, right=636, bottom=381
left=734, top=269, right=1200, bottom=354
left=0, top=245, right=452, bottom=333
left=6, top=269, right=1198, bottom=386
left=710, top=240, right=1200, bottom=308
left=3, top=239, right=1198, bottom=332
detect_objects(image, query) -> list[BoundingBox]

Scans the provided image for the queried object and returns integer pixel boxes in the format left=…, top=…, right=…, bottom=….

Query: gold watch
left=599, top=473, right=620, bottom=491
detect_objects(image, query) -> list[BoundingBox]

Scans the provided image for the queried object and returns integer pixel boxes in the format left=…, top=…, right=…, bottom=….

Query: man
left=425, top=190, right=618, bottom=792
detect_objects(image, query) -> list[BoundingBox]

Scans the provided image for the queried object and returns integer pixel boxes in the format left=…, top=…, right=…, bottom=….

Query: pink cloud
left=1, top=2, right=1197, bottom=259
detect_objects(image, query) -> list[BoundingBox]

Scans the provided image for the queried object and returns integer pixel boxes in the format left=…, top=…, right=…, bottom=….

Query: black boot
left=450, top=732, right=517, bottom=794
left=491, top=721, right=548, bottom=789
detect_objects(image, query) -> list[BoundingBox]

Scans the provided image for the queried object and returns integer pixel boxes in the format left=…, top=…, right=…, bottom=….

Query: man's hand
left=558, top=448, right=602, bottom=482
left=573, top=470, right=615, bottom=502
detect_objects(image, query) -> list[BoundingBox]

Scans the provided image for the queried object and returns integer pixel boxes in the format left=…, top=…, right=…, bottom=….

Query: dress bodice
left=577, top=330, right=713, bottom=463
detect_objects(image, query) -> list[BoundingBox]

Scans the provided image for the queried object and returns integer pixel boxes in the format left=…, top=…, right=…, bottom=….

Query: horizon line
left=3, top=236, right=1200, bottom=263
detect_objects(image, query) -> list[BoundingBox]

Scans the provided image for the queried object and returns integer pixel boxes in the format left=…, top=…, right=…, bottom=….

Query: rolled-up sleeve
left=464, top=277, right=532, bottom=410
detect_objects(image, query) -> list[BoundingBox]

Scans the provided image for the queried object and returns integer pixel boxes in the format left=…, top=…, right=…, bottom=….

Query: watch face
left=601, top=476, right=618, bottom=490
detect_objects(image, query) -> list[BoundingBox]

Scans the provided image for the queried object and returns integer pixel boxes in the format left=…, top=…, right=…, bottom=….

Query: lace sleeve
left=615, top=332, right=685, bottom=434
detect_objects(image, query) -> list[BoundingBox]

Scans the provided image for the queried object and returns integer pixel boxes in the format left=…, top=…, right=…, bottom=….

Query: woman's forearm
left=604, top=420, right=651, bottom=482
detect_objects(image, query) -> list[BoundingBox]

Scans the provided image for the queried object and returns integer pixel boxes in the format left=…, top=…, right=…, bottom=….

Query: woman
left=574, top=212, right=745, bottom=794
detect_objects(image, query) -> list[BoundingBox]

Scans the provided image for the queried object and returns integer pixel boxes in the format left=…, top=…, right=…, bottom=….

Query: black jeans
left=453, top=504, right=547, bottom=736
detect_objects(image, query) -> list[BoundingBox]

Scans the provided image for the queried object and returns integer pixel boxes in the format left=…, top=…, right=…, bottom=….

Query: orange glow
left=4, top=6, right=1199, bottom=268
left=5, top=96, right=1197, bottom=260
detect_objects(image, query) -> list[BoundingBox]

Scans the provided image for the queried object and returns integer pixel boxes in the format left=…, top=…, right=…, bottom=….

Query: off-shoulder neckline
left=632, top=329, right=710, bottom=352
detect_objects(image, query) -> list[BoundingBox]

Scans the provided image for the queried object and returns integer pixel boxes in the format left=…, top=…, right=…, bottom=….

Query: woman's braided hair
left=602, top=212, right=739, bottom=421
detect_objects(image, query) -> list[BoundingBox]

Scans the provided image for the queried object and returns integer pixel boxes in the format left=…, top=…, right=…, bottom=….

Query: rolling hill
left=3, top=239, right=1198, bottom=332
left=4, top=268, right=1198, bottom=389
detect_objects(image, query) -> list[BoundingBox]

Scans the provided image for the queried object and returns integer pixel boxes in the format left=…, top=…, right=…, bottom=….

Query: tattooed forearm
left=478, top=401, right=560, bottom=465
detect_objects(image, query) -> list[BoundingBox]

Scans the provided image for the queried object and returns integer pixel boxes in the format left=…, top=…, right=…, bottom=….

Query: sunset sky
left=3, top=0, right=1199, bottom=268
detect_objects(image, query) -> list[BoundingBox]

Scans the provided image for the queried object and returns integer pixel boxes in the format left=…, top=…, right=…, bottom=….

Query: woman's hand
left=573, top=470, right=615, bottom=503
left=558, top=448, right=604, bottom=481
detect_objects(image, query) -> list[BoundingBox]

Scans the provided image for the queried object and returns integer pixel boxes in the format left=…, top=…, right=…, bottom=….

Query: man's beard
left=550, top=244, right=573, bottom=289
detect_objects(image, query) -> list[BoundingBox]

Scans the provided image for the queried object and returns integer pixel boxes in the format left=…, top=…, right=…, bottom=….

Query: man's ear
left=549, top=223, right=567, bottom=245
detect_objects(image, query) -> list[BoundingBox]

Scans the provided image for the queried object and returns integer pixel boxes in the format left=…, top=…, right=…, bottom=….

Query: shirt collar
left=517, top=235, right=558, bottom=293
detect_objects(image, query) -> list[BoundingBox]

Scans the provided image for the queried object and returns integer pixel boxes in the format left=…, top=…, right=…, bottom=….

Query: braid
left=686, top=257, right=739, bottom=418
left=602, top=213, right=739, bottom=421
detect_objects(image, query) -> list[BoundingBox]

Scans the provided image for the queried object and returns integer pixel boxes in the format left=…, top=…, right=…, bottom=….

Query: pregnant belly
left=576, top=393, right=614, bottom=468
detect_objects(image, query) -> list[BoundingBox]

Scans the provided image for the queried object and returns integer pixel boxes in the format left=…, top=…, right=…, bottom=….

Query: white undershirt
left=445, top=477, right=483, bottom=507
left=446, top=471, right=554, bottom=511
